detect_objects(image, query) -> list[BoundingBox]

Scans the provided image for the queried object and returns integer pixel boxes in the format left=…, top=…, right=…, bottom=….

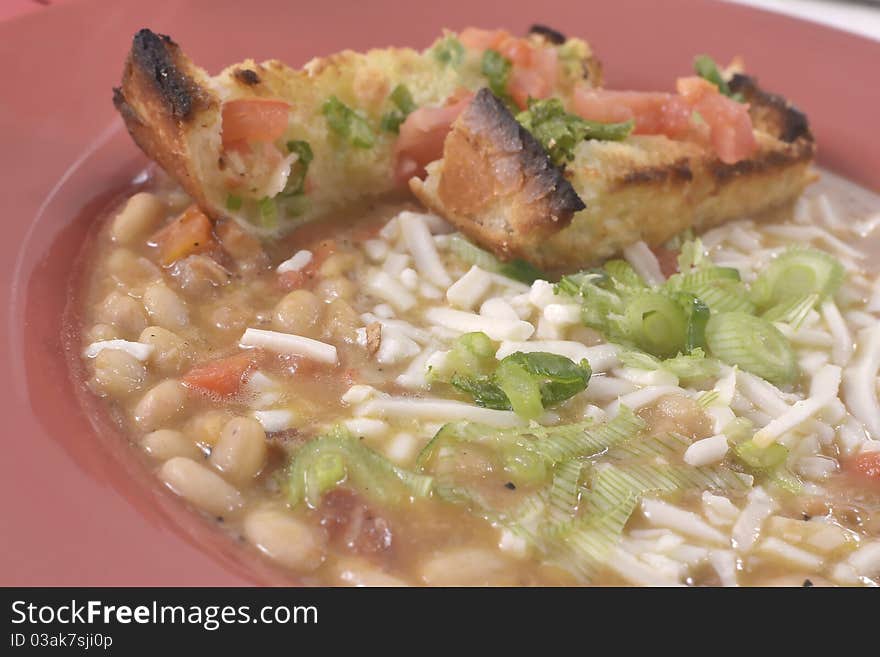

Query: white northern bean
left=243, top=509, right=326, bottom=572
left=160, top=457, right=243, bottom=516
left=141, top=429, right=203, bottom=460
left=143, top=282, right=189, bottom=329
left=210, top=417, right=268, bottom=482
left=111, top=192, right=165, bottom=244
left=133, top=379, right=187, bottom=431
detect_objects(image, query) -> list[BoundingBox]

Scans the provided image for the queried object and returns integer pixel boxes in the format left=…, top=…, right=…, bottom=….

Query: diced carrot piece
left=221, top=98, right=290, bottom=149
left=151, top=205, right=215, bottom=266
left=182, top=350, right=262, bottom=396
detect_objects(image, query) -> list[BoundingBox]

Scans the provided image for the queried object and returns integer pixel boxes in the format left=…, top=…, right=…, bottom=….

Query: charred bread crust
left=729, top=74, right=812, bottom=144
left=412, top=88, right=584, bottom=258
left=616, top=76, right=814, bottom=192
left=528, top=24, right=567, bottom=44
left=113, top=29, right=219, bottom=211
left=417, top=78, right=816, bottom=269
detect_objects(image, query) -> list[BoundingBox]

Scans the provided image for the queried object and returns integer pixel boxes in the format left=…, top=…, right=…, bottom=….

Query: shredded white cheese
left=252, top=409, right=295, bottom=433
left=683, top=434, right=730, bottom=467
left=641, top=498, right=727, bottom=546
left=83, top=340, right=154, bottom=361
left=480, top=297, right=520, bottom=321
left=425, top=307, right=534, bottom=342
left=495, top=341, right=618, bottom=371
left=542, top=303, right=583, bottom=326
left=731, top=487, right=776, bottom=553
left=821, top=300, right=853, bottom=366
left=843, top=324, right=880, bottom=438
left=239, top=328, right=338, bottom=364
left=343, top=418, right=390, bottom=439
left=356, top=397, right=523, bottom=428
left=622, top=241, right=665, bottom=285
left=275, top=249, right=313, bottom=274
left=752, top=364, right=841, bottom=447
left=398, top=211, right=452, bottom=287
left=446, top=266, right=492, bottom=310
left=605, top=385, right=684, bottom=416
left=365, top=269, right=417, bottom=312
left=755, top=537, right=824, bottom=571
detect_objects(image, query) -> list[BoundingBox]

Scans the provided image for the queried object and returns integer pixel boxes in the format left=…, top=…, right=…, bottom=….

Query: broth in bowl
left=69, top=168, right=880, bottom=586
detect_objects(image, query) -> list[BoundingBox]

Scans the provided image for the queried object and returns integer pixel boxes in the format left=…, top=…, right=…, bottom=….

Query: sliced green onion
left=389, top=84, right=416, bottom=115
left=495, top=359, right=544, bottom=420
left=502, top=352, right=592, bottom=408
left=281, top=140, right=314, bottom=196
left=545, top=460, right=583, bottom=529
left=257, top=196, right=278, bottom=228
left=433, top=35, right=465, bottom=67
left=501, top=445, right=548, bottom=485
left=625, top=292, right=688, bottom=358
left=662, top=346, right=718, bottom=385
left=498, top=259, right=547, bottom=284
left=516, top=97, right=633, bottom=165
left=681, top=293, right=711, bottom=352
left=705, top=312, right=797, bottom=385
left=697, top=390, right=720, bottom=408
left=322, top=95, right=375, bottom=148
left=446, top=347, right=591, bottom=419
left=380, top=84, right=417, bottom=134
left=750, top=247, right=845, bottom=311
left=450, top=374, right=511, bottom=410
left=671, top=265, right=741, bottom=289
left=732, top=438, right=802, bottom=494
left=687, top=279, right=756, bottom=314
left=761, top=293, right=820, bottom=328
left=531, top=405, right=645, bottom=463
left=448, top=234, right=546, bottom=284
left=734, top=438, right=788, bottom=469
left=604, top=259, right=647, bottom=291
left=693, top=54, right=738, bottom=99
left=287, top=427, right=432, bottom=508
left=722, top=416, right=754, bottom=444
left=481, top=49, right=512, bottom=101
left=226, top=194, right=243, bottom=211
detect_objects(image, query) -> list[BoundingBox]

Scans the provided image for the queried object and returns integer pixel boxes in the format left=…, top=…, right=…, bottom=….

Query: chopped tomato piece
left=531, top=47, right=559, bottom=89
left=221, top=98, right=290, bottom=149
left=676, top=76, right=756, bottom=164
left=182, top=350, right=262, bottom=396
left=846, top=452, right=880, bottom=483
left=459, top=27, right=507, bottom=51
left=572, top=79, right=756, bottom=164
left=393, top=92, right=474, bottom=183
left=497, top=36, right=533, bottom=68
left=151, top=205, right=215, bottom=266
left=508, top=67, right=552, bottom=110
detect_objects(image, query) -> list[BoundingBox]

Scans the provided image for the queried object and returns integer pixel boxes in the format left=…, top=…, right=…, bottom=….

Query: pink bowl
left=2, top=0, right=878, bottom=585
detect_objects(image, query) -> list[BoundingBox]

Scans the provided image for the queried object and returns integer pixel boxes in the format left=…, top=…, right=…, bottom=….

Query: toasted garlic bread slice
left=412, top=76, right=815, bottom=270
left=114, top=28, right=600, bottom=237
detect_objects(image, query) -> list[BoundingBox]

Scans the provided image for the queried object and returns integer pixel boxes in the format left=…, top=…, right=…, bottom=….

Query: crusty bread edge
left=113, top=29, right=220, bottom=214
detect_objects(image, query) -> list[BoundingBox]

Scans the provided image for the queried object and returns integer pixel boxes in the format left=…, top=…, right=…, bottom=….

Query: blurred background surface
left=3, top=0, right=879, bottom=40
